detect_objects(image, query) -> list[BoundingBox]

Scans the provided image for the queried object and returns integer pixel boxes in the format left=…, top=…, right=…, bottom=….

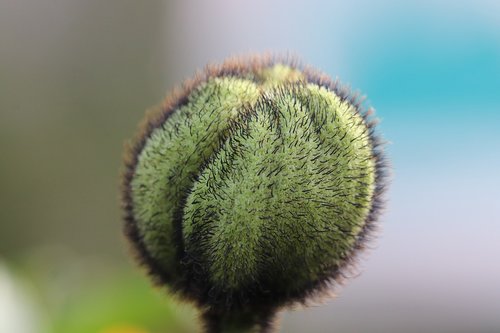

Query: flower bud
left=122, top=55, right=388, bottom=333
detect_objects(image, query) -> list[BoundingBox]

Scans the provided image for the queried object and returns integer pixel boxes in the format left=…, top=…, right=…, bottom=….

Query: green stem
left=218, top=316, right=257, bottom=333
left=203, top=309, right=278, bottom=333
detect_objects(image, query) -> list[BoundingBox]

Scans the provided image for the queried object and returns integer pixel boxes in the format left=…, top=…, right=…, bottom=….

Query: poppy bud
left=122, top=55, right=388, bottom=333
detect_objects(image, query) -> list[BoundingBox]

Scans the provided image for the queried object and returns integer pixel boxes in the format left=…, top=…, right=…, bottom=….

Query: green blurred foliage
left=9, top=255, right=197, bottom=333
left=50, top=270, right=196, bottom=333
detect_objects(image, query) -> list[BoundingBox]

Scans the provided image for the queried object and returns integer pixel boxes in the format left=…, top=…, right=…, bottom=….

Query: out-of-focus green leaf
left=51, top=271, right=198, bottom=333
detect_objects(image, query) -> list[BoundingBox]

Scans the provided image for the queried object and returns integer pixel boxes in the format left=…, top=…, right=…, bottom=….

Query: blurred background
left=1, top=1, right=499, bottom=332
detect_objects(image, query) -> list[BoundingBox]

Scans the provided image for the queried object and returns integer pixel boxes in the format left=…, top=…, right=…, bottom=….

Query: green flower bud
left=121, top=55, right=388, bottom=333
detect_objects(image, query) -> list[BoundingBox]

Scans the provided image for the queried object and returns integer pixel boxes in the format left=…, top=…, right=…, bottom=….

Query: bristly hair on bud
left=121, top=54, right=389, bottom=333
